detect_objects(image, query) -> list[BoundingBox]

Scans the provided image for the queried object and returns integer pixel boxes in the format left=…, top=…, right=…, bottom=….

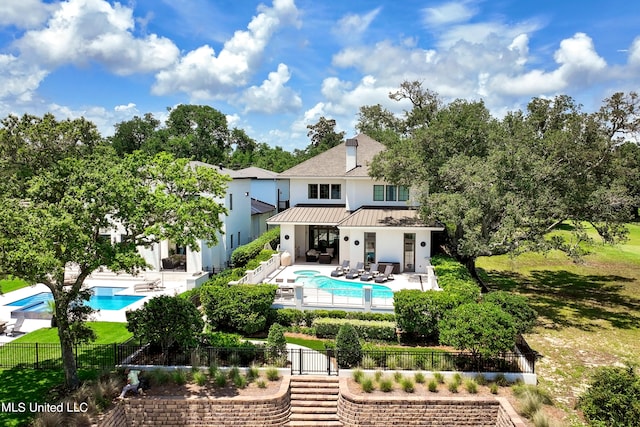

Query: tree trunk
left=56, top=303, right=79, bottom=390
left=460, top=256, right=489, bottom=293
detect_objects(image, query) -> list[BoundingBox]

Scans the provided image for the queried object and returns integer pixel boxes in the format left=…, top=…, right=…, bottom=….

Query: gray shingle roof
left=278, top=133, right=385, bottom=178
left=251, top=198, right=276, bottom=215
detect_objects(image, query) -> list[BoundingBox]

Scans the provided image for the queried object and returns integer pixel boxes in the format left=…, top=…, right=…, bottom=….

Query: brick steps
left=287, top=376, right=342, bottom=427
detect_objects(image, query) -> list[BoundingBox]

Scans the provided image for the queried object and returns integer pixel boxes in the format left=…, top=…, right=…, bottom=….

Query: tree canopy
left=370, top=82, right=638, bottom=276
left=0, top=140, right=229, bottom=389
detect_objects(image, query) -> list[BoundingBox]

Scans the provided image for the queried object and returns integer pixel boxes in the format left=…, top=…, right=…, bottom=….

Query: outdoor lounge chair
left=331, top=260, right=350, bottom=277
left=134, top=279, right=161, bottom=292
left=345, top=262, right=364, bottom=279
left=360, top=263, right=380, bottom=281
left=374, top=265, right=395, bottom=283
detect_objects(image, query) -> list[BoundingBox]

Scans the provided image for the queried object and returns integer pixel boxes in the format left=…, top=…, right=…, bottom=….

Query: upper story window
left=229, top=193, right=233, bottom=210
left=308, top=184, right=341, bottom=200
left=373, top=185, right=410, bottom=202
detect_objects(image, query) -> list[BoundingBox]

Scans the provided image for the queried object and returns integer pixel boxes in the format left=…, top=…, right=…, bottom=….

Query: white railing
left=229, top=253, right=280, bottom=285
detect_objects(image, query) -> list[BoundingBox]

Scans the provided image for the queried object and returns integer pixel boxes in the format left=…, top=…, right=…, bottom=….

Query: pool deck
left=0, top=273, right=192, bottom=343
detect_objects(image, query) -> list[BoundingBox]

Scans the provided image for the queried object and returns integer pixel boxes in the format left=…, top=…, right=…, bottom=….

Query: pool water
left=5, top=286, right=144, bottom=311
left=293, top=270, right=393, bottom=298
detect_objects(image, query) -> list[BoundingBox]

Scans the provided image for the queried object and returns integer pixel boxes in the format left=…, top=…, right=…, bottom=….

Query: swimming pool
left=5, top=286, right=145, bottom=311
left=293, top=270, right=393, bottom=299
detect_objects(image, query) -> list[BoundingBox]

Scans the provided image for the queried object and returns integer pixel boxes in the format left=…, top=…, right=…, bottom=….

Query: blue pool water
left=5, top=287, right=144, bottom=311
left=293, top=270, right=393, bottom=298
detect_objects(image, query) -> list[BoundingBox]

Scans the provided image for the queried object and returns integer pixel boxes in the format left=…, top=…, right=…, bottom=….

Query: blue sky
left=1, top=0, right=639, bottom=151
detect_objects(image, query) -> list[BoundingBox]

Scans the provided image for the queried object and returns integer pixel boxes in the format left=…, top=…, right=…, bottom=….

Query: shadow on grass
left=0, top=368, right=63, bottom=427
left=479, top=268, right=640, bottom=331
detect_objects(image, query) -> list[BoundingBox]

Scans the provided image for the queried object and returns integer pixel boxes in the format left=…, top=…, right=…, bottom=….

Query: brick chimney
left=345, top=138, right=358, bottom=172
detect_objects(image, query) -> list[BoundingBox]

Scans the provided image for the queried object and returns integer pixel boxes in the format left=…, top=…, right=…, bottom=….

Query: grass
left=0, top=277, right=30, bottom=294
left=477, top=222, right=640, bottom=424
left=284, top=335, right=328, bottom=351
left=11, top=322, right=132, bottom=344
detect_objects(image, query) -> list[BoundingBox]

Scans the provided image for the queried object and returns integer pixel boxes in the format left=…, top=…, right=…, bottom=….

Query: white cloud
left=240, top=63, right=302, bottom=114
left=15, top=0, right=179, bottom=75
left=422, top=1, right=476, bottom=26
left=152, top=0, right=300, bottom=99
left=332, top=7, right=381, bottom=39
left=0, top=54, right=48, bottom=102
left=629, top=37, right=640, bottom=66
left=114, top=103, right=137, bottom=112
left=0, top=0, right=55, bottom=29
left=490, top=33, right=607, bottom=96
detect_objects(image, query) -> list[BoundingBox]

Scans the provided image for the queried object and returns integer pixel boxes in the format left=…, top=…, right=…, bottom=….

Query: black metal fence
left=0, top=342, right=535, bottom=374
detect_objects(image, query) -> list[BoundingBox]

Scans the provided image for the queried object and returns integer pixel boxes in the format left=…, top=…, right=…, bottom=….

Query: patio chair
left=330, top=260, right=350, bottom=277
left=360, top=263, right=380, bottom=281
left=345, top=262, right=365, bottom=279
left=374, top=265, right=395, bottom=283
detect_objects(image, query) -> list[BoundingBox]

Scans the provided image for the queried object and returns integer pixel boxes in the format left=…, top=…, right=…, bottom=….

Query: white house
left=104, top=163, right=278, bottom=275
left=267, top=134, right=444, bottom=274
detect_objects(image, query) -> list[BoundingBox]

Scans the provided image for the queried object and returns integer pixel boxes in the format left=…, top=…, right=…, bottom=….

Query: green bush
left=361, top=377, right=375, bottom=393
left=313, top=318, right=396, bottom=341
left=438, top=302, right=517, bottom=357
left=274, top=308, right=305, bottom=327
left=482, top=291, right=538, bottom=334
left=401, top=377, right=415, bottom=393
left=352, top=369, right=364, bottom=383
left=428, top=379, right=438, bottom=392
left=266, top=323, right=287, bottom=362
left=414, top=372, right=426, bottom=384
left=465, top=379, right=478, bottom=394
left=231, top=227, right=280, bottom=267
left=265, top=367, right=280, bottom=381
left=379, top=377, right=393, bottom=392
left=201, top=283, right=277, bottom=334
left=335, top=323, right=362, bottom=368
left=578, top=365, right=640, bottom=427
left=193, top=370, right=207, bottom=386
left=490, top=383, right=499, bottom=394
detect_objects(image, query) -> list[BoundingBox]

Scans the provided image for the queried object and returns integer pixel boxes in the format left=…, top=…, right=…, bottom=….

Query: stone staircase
left=288, top=376, right=342, bottom=427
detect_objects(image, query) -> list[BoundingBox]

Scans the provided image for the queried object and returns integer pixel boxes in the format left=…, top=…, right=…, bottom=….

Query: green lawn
left=0, top=277, right=30, bottom=294
left=12, top=322, right=132, bottom=344
left=477, top=223, right=640, bottom=425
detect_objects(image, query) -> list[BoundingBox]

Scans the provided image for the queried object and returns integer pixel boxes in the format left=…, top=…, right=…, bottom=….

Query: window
left=386, top=185, right=397, bottom=201
left=373, top=185, right=384, bottom=201
left=331, top=184, right=341, bottom=199
left=308, top=184, right=318, bottom=199
left=229, top=193, right=233, bottom=210
left=230, top=234, right=234, bottom=248
left=319, top=184, right=330, bottom=199
left=237, top=232, right=241, bottom=246
left=309, top=183, right=341, bottom=199
left=374, top=184, right=410, bottom=201
left=398, top=186, right=410, bottom=201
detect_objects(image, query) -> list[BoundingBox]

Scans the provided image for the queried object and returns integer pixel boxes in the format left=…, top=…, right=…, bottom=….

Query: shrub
left=274, top=308, right=304, bottom=327
left=518, top=392, right=543, bottom=418
left=489, top=383, right=499, bottom=394
left=266, top=367, right=280, bottom=381
left=227, top=366, right=240, bottom=379
left=578, top=365, right=640, bottom=427
left=266, top=323, right=288, bottom=362
left=231, top=227, right=280, bottom=267
left=393, top=371, right=402, bottom=383
left=360, top=355, right=377, bottom=369
left=313, top=317, right=397, bottom=341
left=374, top=370, right=383, bottom=382
left=379, top=377, right=393, bottom=392
left=201, top=283, right=277, bottom=335
left=233, top=374, right=248, bottom=389
left=475, top=373, right=488, bottom=386
left=361, top=377, right=375, bottom=393
left=215, top=371, right=227, bottom=387
left=531, top=410, right=549, bottom=427
left=352, top=369, right=364, bottom=384
left=401, top=378, right=415, bottom=393
left=438, top=303, right=517, bottom=357
left=452, top=372, right=463, bottom=385
left=483, top=291, right=537, bottom=334
left=247, top=365, right=260, bottom=381
left=149, top=368, right=171, bottom=386
left=172, top=369, right=187, bottom=385
left=447, top=380, right=459, bottom=393
left=428, top=379, right=438, bottom=392
left=335, top=323, right=362, bottom=368
left=414, top=372, right=426, bottom=384
left=193, top=371, right=207, bottom=386
left=434, top=372, right=445, bottom=384
left=465, top=379, right=478, bottom=394
left=257, top=379, right=267, bottom=388
left=494, top=373, right=509, bottom=387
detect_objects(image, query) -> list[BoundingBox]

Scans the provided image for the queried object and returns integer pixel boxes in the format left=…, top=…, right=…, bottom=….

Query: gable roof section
left=235, top=166, right=279, bottom=179
left=267, top=205, right=351, bottom=225
left=278, top=133, right=385, bottom=178
left=251, top=198, right=276, bottom=215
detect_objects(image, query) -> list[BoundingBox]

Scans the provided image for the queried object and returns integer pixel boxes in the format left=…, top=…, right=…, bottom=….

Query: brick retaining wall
left=337, top=378, right=527, bottom=427
left=99, top=376, right=526, bottom=427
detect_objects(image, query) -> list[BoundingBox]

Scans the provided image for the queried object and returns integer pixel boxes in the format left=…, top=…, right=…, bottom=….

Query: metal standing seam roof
left=268, top=206, right=444, bottom=229
left=267, top=206, right=352, bottom=225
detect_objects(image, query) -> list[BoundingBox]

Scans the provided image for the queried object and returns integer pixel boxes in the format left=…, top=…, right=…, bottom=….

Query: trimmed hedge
left=312, top=318, right=397, bottom=341
left=273, top=308, right=395, bottom=327
left=231, top=227, right=280, bottom=268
